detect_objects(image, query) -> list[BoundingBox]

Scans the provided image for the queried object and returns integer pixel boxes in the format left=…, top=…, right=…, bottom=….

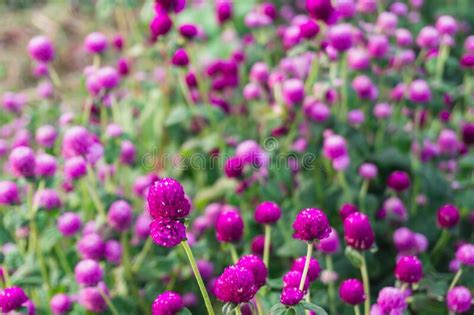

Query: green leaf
left=222, top=302, right=238, bottom=315
left=165, top=106, right=192, bottom=126
left=345, top=246, right=363, bottom=268
left=176, top=308, right=192, bottom=315
left=39, top=226, right=62, bottom=252
left=301, top=302, right=329, bottom=315
left=270, top=303, right=288, bottom=315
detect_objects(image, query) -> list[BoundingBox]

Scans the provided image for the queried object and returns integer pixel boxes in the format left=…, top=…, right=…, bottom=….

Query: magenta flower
left=236, top=254, right=268, bottom=288
left=152, top=291, right=183, bottom=315
left=283, top=271, right=309, bottom=291
left=0, top=286, right=28, bottom=313
left=0, top=181, right=20, bottom=205
left=216, top=1, right=233, bottom=24
left=455, top=243, right=474, bottom=266
left=387, top=170, right=411, bottom=192
left=291, top=256, right=321, bottom=282
left=149, top=218, right=186, bottom=248
left=78, top=284, right=108, bottom=313
left=214, top=265, right=257, bottom=303
left=316, top=228, right=340, bottom=254
left=215, top=209, right=244, bottom=243
left=254, top=201, right=281, bottom=225
left=36, top=125, right=57, bottom=148
left=77, top=233, right=105, bottom=260
left=57, top=212, right=82, bottom=237
left=107, top=200, right=133, bottom=232
left=35, top=153, right=57, bottom=178
left=50, top=293, right=72, bottom=315
left=147, top=178, right=190, bottom=220
left=150, top=12, right=173, bottom=41
left=64, top=156, right=87, bottom=180
left=28, top=35, right=54, bottom=63
left=280, top=287, right=304, bottom=306
left=343, top=212, right=375, bottom=251
left=75, top=259, right=104, bottom=286
left=339, top=203, right=359, bottom=221
left=35, top=189, right=62, bottom=211
left=339, top=279, right=365, bottom=305
left=306, top=0, right=336, bottom=24
left=292, top=208, right=331, bottom=242
left=437, top=204, right=460, bottom=228
left=84, top=32, right=108, bottom=54
left=375, top=287, right=408, bottom=313
left=447, top=286, right=472, bottom=313
left=395, top=256, right=423, bottom=283
left=9, top=146, right=36, bottom=178
left=171, top=48, right=189, bottom=67
left=104, top=239, right=122, bottom=265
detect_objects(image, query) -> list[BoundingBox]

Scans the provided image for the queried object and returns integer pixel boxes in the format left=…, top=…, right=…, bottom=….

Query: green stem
left=358, top=180, right=369, bottom=213
left=448, top=268, right=463, bottom=291
left=299, top=243, right=314, bottom=291
left=435, top=43, right=449, bottom=83
left=354, top=305, right=361, bottom=315
left=234, top=306, right=241, bottom=315
left=431, top=229, right=450, bottom=262
left=360, top=254, right=370, bottom=315
left=132, top=238, right=153, bottom=273
left=98, top=287, right=119, bottom=315
left=229, top=244, right=239, bottom=264
left=325, top=255, right=337, bottom=315
left=54, top=243, right=72, bottom=275
left=181, top=240, right=215, bottom=315
left=338, top=171, right=351, bottom=202
left=263, top=225, right=271, bottom=269
left=305, top=54, right=319, bottom=92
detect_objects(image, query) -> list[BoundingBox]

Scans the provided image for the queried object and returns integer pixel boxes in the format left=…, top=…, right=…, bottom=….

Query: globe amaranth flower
left=236, top=254, right=268, bottom=288
left=455, top=243, right=474, bottom=266
left=343, top=212, right=375, bottom=251
left=197, top=260, right=214, bottom=280
left=214, top=265, right=257, bottom=303
left=147, top=178, right=190, bottom=219
left=339, top=279, right=365, bottom=305
left=0, top=181, right=20, bottom=205
left=135, top=213, right=152, bottom=241
left=316, top=228, right=340, bottom=254
left=150, top=12, right=173, bottom=41
left=105, top=239, right=122, bottom=265
left=216, top=1, right=233, bottom=24
left=0, top=286, right=28, bottom=313
left=254, top=201, right=281, bottom=224
left=75, top=259, right=104, bottom=286
left=50, top=293, right=72, bottom=315
left=150, top=218, right=186, bottom=248
left=437, top=204, right=460, bottom=228
left=57, top=212, right=82, bottom=237
left=387, top=170, right=411, bottom=192
left=306, top=0, right=336, bottom=24
left=291, top=256, right=321, bottom=282
left=35, top=189, right=62, bottom=211
left=77, top=233, right=105, bottom=260
left=107, top=200, right=133, bottom=232
left=35, top=153, right=57, bottom=177
left=28, top=35, right=54, bottom=63
left=376, top=287, right=408, bottom=314
left=78, top=283, right=108, bottom=313
left=215, top=209, right=244, bottom=243
left=251, top=235, right=266, bottom=256
left=280, top=287, right=304, bottom=306
left=64, top=156, right=87, bottom=180
left=9, top=146, right=36, bottom=178
left=84, top=32, right=108, bottom=54
left=283, top=270, right=309, bottom=291
left=152, top=291, right=183, bottom=315
left=447, top=286, right=472, bottom=313
left=292, top=208, right=331, bottom=242
left=339, top=203, right=359, bottom=221
left=224, top=156, right=244, bottom=178
left=36, top=124, right=57, bottom=148
left=395, top=256, right=423, bottom=283
left=62, top=126, right=93, bottom=158
left=171, top=48, right=189, bottom=67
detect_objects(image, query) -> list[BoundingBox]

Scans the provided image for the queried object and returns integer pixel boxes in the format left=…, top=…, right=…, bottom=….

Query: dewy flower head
left=215, top=209, right=244, bottom=243
left=254, top=201, right=281, bottom=225
left=283, top=270, right=309, bottom=291
left=455, top=243, right=474, bottom=266
left=149, top=218, right=186, bottom=248
left=436, top=204, right=460, bottom=228
left=292, top=208, right=331, bottom=242
left=395, top=256, right=423, bottom=283
left=291, top=256, right=321, bottom=282
left=152, top=291, right=183, bottom=315
left=343, top=212, right=375, bottom=251
left=237, top=254, right=268, bottom=288
left=147, top=177, right=190, bottom=220
left=280, top=287, right=304, bottom=306
left=213, top=265, right=257, bottom=304
left=447, top=286, right=472, bottom=313
left=0, top=286, right=28, bottom=313
left=339, top=279, right=365, bottom=305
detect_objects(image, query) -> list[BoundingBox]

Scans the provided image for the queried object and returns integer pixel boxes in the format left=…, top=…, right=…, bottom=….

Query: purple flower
left=171, top=48, right=189, bottom=67
left=9, top=146, right=36, bottom=178
left=0, top=286, right=28, bottom=313
left=135, top=213, right=152, bottom=241
left=282, top=78, right=305, bottom=106
left=197, top=260, right=214, bottom=280
left=57, top=212, right=82, bottom=237
left=35, top=153, right=57, bottom=178
left=343, top=212, right=375, bottom=251
left=376, top=287, right=408, bottom=313
left=316, top=228, right=340, bottom=254
left=147, top=178, right=190, bottom=220
left=78, top=283, right=108, bottom=313
left=395, top=256, right=423, bottom=283
left=215, top=209, right=244, bottom=243
left=35, top=189, right=62, bottom=211
left=359, top=163, right=378, bottom=180
left=328, top=24, right=353, bottom=51
left=105, top=240, right=122, bottom=265
left=408, top=79, right=431, bottom=103
left=306, top=0, right=336, bottom=24
left=216, top=1, right=232, bottom=24
left=97, top=66, right=119, bottom=90
left=436, top=204, right=460, bottom=229
left=107, top=200, right=133, bottom=232
left=283, top=271, right=309, bottom=291
left=150, top=12, right=173, bottom=41
left=152, top=291, right=183, bottom=315
left=154, top=0, right=185, bottom=13
left=62, top=126, right=92, bottom=158
left=387, top=170, right=411, bottom=192
left=149, top=218, right=186, bottom=248
left=251, top=235, right=266, bottom=256
left=447, top=286, right=472, bottom=313
left=77, top=233, right=105, bottom=260
left=120, top=140, right=136, bottom=165
left=179, top=24, right=198, bottom=39
left=28, top=35, right=54, bottom=63
left=75, top=259, right=103, bottom=286
left=36, top=125, right=57, bottom=148
left=224, top=156, right=244, bottom=178
left=254, top=201, right=281, bottom=224
left=64, top=156, right=87, bottom=180
left=339, top=279, right=365, bottom=305
left=84, top=32, right=108, bottom=54
left=214, top=265, right=257, bottom=303
left=291, top=256, right=321, bottom=282
left=456, top=243, right=474, bottom=266
left=280, top=287, right=304, bottom=306
left=339, top=203, right=359, bottom=221
left=292, top=208, right=331, bottom=242
left=0, top=181, right=20, bottom=205
left=50, top=293, right=72, bottom=315
left=237, top=254, right=268, bottom=288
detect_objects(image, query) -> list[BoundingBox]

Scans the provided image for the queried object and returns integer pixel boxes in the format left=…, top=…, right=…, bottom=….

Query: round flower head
left=197, top=260, right=214, bottom=280
left=9, top=146, right=36, bottom=178
left=77, top=233, right=105, bottom=260
left=150, top=218, right=186, bottom=248
left=455, top=243, right=474, bottom=266
left=368, top=34, right=389, bottom=58
left=438, top=129, right=459, bottom=155
left=64, top=156, right=87, bottom=180
left=283, top=271, right=309, bottom=291
left=171, top=48, right=189, bottom=67
left=120, top=140, right=136, bottom=165
left=35, top=189, right=62, bottom=211
left=154, top=0, right=185, bottom=13
left=393, top=227, right=416, bottom=253
left=359, top=163, right=378, bottom=180
left=316, top=228, right=340, bottom=254
left=300, top=20, right=320, bottom=39
left=387, top=170, right=411, bottom=192
left=50, top=293, right=72, bottom=315
left=447, top=286, right=472, bottom=313
left=135, top=213, right=152, bottom=241
left=62, top=126, right=92, bottom=157
left=84, top=32, right=108, bottom=54
left=216, top=1, right=232, bottom=23
left=416, top=26, right=440, bottom=49
left=215, top=209, right=244, bottom=243
left=224, top=156, right=244, bottom=178
left=339, top=279, right=365, bottom=305
left=179, top=24, right=198, bottom=39
left=75, top=259, right=103, bottom=286
left=105, top=239, right=122, bottom=265
left=0, top=181, right=20, bottom=205
left=36, top=125, right=57, bottom=148
left=462, top=123, right=474, bottom=145
left=35, top=153, right=57, bottom=178
left=376, top=287, right=408, bottom=313
left=152, top=291, right=183, bottom=315
left=395, top=256, right=423, bottom=283
left=323, top=134, right=347, bottom=160
left=0, top=286, right=28, bottom=313
left=292, top=208, right=331, bottom=242
left=28, top=35, right=54, bottom=62
left=408, top=79, right=431, bottom=103
left=328, top=23, right=353, bottom=51
left=437, top=204, right=460, bottom=228
left=282, top=78, right=305, bottom=106
left=343, top=212, right=375, bottom=251
left=291, top=256, right=320, bottom=282
left=339, top=203, right=359, bottom=221
left=237, top=254, right=268, bottom=288
left=280, top=287, right=304, bottom=306
left=57, top=212, right=82, bottom=237
left=97, top=66, right=119, bottom=90
left=436, top=15, right=457, bottom=35
left=306, top=0, right=336, bottom=24
left=150, top=12, right=173, bottom=41
left=78, top=284, right=108, bottom=313
left=254, top=201, right=281, bottom=224
left=214, top=265, right=257, bottom=303
left=251, top=235, right=266, bottom=256
left=147, top=178, right=190, bottom=219
left=107, top=200, right=133, bottom=231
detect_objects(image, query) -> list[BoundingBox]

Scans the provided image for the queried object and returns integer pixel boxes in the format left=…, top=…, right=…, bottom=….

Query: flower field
left=0, top=0, right=473, bottom=314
